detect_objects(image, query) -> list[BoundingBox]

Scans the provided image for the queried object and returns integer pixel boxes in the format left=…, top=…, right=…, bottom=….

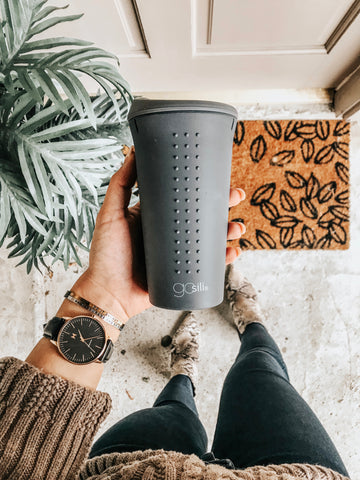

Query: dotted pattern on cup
left=172, top=131, right=201, bottom=275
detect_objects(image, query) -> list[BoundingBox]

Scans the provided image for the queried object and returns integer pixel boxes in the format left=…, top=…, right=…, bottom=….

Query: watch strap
left=43, top=316, right=65, bottom=341
left=98, top=339, right=114, bottom=363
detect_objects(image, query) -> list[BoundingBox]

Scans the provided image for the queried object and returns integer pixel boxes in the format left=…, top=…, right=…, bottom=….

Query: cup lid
left=127, top=97, right=238, bottom=121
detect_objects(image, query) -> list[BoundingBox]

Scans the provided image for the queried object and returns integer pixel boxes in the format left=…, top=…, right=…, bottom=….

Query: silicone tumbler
left=127, top=98, right=238, bottom=310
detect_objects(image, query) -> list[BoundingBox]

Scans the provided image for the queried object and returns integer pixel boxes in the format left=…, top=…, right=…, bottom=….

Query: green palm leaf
left=1, top=0, right=132, bottom=127
left=0, top=0, right=135, bottom=274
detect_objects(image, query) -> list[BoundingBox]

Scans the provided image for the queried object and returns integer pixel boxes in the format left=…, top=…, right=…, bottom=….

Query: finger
left=225, top=246, right=241, bottom=264
left=129, top=200, right=141, bottom=215
left=229, top=188, right=246, bottom=208
left=100, top=146, right=137, bottom=218
left=227, top=221, right=246, bottom=240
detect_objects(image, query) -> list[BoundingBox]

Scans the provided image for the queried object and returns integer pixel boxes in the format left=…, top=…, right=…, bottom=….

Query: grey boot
left=225, top=263, right=265, bottom=334
left=170, top=311, right=199, bottom=395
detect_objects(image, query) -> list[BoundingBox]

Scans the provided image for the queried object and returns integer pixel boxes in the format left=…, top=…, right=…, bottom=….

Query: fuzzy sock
left=225, top=263, right=265, bottom=335
left=170, top=312, right=199, bottom=396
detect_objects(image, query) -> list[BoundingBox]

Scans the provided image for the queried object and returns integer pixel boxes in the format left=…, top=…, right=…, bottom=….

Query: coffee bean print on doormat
left=227, top=120, right=350, bottom=250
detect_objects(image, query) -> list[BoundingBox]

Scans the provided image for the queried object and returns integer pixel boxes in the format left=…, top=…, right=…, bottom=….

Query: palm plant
left=0, top=0, right=136, bottom=273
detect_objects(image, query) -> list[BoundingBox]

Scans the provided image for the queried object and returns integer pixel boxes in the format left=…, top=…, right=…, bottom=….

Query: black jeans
left=89, top=323, right=349, bottom=477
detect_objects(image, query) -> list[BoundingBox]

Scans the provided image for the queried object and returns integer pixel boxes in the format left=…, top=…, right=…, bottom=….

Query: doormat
left=228, top=120, right=350, bottom=250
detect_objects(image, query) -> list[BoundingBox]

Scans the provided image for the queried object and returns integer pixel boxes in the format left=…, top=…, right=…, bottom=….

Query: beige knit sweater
left=0, top=356, right=350, bottom=480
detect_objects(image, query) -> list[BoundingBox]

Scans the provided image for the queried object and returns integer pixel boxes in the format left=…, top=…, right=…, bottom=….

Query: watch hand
left=82, top=335, right=102, bottom=341
left=84, top=342, right=96, bottom=354
left=83, top=340, right=96, bottom=354
left=78, top=329, right=85, bottom=342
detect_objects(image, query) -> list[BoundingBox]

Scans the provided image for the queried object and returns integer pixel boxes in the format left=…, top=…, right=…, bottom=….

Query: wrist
left=55, top=298, right=120, bottom=343
left=26, top=337, right=104, bottom=390
left=26, top=272, right=124, bottom=391
left=71, top=271, right=129, bottom=326
left=56, top=270, right=129, bottom=343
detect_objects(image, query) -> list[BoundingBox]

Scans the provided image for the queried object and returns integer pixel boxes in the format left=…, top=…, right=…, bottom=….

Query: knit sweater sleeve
left=0, top=356, right=112, bottom=480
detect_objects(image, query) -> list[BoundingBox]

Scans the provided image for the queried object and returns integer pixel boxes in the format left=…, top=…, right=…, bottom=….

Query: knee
left=231, top=349, right=288, bottom=379
left=165, top=404, right=208, bottom=452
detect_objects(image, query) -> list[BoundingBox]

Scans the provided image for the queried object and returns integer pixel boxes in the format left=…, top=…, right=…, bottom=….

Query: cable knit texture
left=0, top=356, right=350, bottom=480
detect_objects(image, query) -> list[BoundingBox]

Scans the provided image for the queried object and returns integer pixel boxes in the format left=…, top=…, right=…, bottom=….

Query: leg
left=89, top=373, right=207, bottom=458
left=211, top=322, right=349, bottom=476
left=89, top=312, right=208, bottom=459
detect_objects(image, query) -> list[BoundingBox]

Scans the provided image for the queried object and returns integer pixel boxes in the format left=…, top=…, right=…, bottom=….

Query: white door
left=51, top=0, right=360, bottom=117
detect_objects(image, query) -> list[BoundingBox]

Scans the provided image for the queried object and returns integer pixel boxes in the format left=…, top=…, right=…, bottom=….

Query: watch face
left=58, top=316, right=106, bottom=364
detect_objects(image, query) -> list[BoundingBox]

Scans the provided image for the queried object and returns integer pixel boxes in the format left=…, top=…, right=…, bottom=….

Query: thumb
left=100, top=146, right=137, bottom=217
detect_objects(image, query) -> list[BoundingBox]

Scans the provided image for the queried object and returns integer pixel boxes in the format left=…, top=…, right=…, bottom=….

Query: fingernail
left=237, top=222, right=246, bottom=234
left=236, top=188, right=246, bottom=200
left=236, top=247, right=241, bottom=256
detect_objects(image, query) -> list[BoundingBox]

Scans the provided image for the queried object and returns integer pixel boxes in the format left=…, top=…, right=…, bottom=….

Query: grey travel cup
left=128, top=98, right=238, bottom=310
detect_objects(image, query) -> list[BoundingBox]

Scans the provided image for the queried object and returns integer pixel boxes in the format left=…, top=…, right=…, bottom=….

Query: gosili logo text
left=173, top=282, right=209, bottom=297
